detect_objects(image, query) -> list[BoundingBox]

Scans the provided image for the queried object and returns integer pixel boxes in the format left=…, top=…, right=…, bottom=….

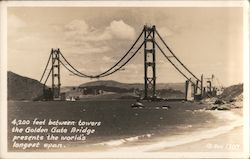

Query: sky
left=7, top=7, right=243, bottom=87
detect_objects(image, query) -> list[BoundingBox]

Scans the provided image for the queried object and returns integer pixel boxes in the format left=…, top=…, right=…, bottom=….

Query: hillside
left=7, top=72, right=185, bottom=101
left=80, top=80, right=131, bottom=89
left=72, top=80, right=185, bottom=99
left=8, top=71, right=45, bottom=100
left=219, top=84, right=243, bottom=101
left=79, top=80, right=185, bottom=92
left=9, top=72, right=243, bottom=101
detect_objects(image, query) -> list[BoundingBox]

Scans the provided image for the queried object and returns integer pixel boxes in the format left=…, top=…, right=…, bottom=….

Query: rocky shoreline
left=203, top=93, right=243, bottom=111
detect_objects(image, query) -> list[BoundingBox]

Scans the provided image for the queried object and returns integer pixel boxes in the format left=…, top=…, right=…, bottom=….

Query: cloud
left=68, top=45, right=111, bottom=55
left=64, top=19, right=136, bottom=44
left=52, top=19, right=138, bottom=77
left=106, top=20, right=136, bottom=40
left=65, top=19, right=89, bottom=33
left=62, top=38, right=111, bottom=55
left=62, top=19, right=136, bottom=60
left=102, top=56, right=116, bottom=63
left=64, top=19, right=94, bottom=43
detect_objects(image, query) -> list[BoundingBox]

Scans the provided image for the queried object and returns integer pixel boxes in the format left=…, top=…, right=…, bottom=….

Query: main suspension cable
left=43, top=67, right=52, bottom=85
left=39, top=52, right=52, bottom=82
left=93, top=29, right=153, bottom=78
left=97, top=40, right=145, bottom=78
left=59, top=52, right=93, bottom=78
left=58, top=29, right=145, bottom=78
left=59, top=40, right=145, bottom=79
left=59, top=59, right=87, bottom=78
left=154, top=40, right=198, bottom=87
left=43, top=56, right=57, bottom=85
left=59, top=28, right=151, bottom=79
left=94, top=29, right=144, bottom=77
left=155, top=29, right=200, bottom=81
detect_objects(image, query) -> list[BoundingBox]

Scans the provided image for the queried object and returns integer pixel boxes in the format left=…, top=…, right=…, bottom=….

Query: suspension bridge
left=39, top=25, right=217, bottom=101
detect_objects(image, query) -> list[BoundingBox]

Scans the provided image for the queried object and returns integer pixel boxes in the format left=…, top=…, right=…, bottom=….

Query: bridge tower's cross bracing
left=144, top=25, right=156, bottom=99
left=51, top=48, right=61, bottom=100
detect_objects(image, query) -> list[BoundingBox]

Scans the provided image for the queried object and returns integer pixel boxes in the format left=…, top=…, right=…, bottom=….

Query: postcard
left=0, top=1, right=249, bottom=158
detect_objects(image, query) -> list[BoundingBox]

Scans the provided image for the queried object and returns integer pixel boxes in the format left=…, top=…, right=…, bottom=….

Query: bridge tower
left=144, top=25, right=156, bottom=99
left=51, top=48, right=61, bottom=100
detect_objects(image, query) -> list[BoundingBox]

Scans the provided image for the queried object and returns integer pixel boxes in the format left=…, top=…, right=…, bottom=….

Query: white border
left=0, top=0, right=247, bottom=7
left=0, top=1, right=249, bottom=159
left=0, top=1, right=8, bottom=159
left=243, top=1, right=250, bottom=158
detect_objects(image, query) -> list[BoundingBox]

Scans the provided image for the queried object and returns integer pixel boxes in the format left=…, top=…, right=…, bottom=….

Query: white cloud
left=64, top=19, right=136, bottom=44
left=64, top=20, right=111, bottom=44
left=106, top=20, right=136, bottom=40
left=65, top=19, right=89, bottom=33
left=62, top=19, right=136, bottom=59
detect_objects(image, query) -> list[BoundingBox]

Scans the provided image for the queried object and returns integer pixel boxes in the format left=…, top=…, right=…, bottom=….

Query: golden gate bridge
left=39, top=25, right=216, bottom=101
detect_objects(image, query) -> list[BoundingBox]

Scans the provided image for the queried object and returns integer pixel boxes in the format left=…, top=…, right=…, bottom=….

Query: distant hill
left=79, top=80, right=185, bottom=92
left=79, top=80, right=133, bottom=93
left=76, top=80, right=185, bottom=99
left=7, top=72, right=185, bottom=100
left=6, top=72, right=244, bottom=101
left=8, top=71, right=45, bottom=100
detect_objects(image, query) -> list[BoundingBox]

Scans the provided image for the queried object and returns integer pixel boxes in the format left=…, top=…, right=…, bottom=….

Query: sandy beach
left=159, top=108, right=244, bottom=152
left=98, top=107, right=244, bottom=153
left=163, top=126, right=243, bottom=152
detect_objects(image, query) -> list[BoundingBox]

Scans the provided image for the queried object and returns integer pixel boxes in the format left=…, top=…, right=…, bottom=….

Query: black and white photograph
left=0, top=1, right=249, bottom=158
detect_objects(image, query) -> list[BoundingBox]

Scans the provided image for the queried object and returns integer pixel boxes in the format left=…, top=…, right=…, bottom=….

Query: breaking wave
left=95, top=110, right=243, bottom=152
left=94, top=134, right=153, bottom=146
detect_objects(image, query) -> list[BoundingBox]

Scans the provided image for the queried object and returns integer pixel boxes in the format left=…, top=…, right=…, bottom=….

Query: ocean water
left=102, top=110, right=243, bottom=152
left=7, top=100, right=242, bottom=152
